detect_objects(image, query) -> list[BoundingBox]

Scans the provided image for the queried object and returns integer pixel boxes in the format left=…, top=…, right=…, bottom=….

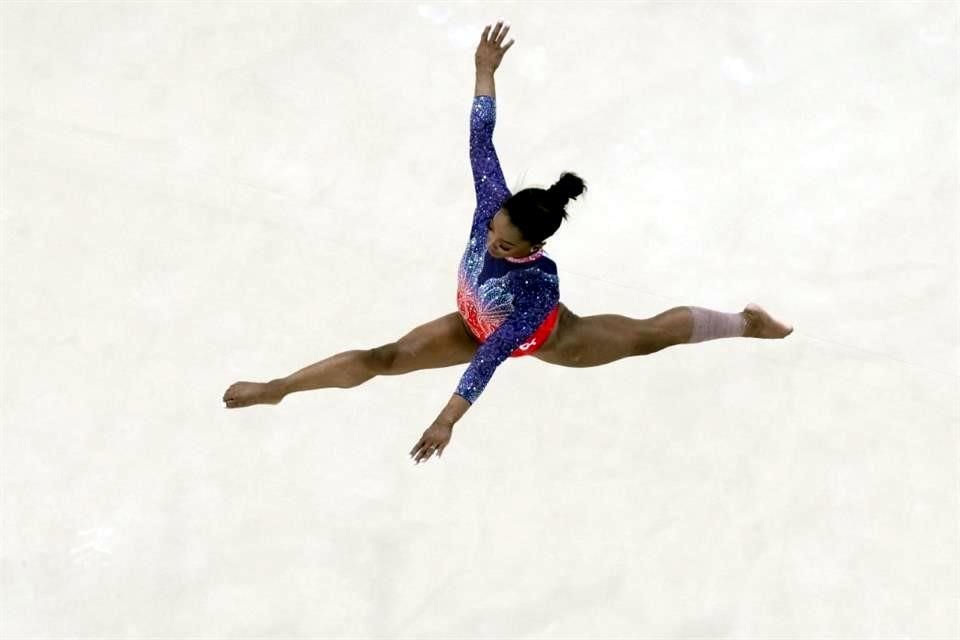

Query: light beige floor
left=2, top=2, right=957, bottom=638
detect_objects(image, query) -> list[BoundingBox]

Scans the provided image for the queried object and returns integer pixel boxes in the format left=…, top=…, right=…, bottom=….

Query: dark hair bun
left=550, top=172, right=588, bottom=206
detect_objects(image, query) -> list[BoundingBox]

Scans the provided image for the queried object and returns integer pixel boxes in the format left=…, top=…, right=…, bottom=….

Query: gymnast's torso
left=451, top=95, right=561, bottom=405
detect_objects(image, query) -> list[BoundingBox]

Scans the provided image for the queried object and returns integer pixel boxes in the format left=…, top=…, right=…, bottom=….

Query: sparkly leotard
left=453, top=95, right=561, bottom=406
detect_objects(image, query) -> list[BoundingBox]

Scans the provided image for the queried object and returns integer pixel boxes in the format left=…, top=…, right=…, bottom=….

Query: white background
left=2, top=2, right=957, bottom=638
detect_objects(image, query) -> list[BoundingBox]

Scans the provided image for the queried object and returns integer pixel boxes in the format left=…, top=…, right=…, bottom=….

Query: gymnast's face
left=486, top=209, right=544, bottom=259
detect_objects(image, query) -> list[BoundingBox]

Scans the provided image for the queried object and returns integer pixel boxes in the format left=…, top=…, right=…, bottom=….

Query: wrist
left=438, top=393, right=471, bottom=426
left=474, top=68, right=496, bottom=99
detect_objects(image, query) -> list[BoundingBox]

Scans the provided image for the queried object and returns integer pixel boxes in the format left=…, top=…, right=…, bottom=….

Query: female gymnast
left=222, top=21, right=793, bottom=465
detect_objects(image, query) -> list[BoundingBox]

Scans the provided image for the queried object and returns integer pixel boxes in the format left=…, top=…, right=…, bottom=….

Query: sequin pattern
left=453, top=96, right=561, bottom=406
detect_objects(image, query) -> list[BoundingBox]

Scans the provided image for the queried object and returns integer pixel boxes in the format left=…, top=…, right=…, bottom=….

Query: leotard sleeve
left=469, top=95, right=511, bottom=233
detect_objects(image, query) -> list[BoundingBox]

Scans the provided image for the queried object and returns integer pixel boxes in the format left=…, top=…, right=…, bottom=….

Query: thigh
left=532, top=303, right=583, bottom=365
left=376, top=312, right=480, bottom=375
left=534, top=304, right=656, bottom=368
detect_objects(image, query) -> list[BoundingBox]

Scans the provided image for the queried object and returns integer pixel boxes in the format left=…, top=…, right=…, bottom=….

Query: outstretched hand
left=475, top=21, right=515, bottom=73
left=410, top=419, right=453, bottom=464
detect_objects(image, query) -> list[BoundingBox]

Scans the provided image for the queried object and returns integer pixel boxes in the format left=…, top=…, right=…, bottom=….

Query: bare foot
left=223, top=380, right=285, bottom=408
left=742, top=303, right=794, bottom=339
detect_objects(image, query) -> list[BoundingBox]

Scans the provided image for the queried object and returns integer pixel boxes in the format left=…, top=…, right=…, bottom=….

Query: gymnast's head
left=486, top=172, right=587, bottom=259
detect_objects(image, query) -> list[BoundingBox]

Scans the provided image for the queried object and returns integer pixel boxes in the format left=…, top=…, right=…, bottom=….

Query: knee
left=368, top=343, right=397, bottom=373
left=636, top=319, right=675, bottom=355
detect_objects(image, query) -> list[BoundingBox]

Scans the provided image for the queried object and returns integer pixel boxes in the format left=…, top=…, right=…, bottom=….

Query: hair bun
left=550, top=172, right=588, bottom=205
left=547, top=185, right=565, bottom=205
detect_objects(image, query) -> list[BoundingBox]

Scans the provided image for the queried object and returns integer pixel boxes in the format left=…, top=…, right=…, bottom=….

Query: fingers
left=410, top=440, right=444, bottom=464
left=493, top=22, right=508, bottom=44
left=483, top=21, right=510, bottom=46
left=416, top=445, right=436, bottom=464
left=409, top=438, right=424, bottom=459
left=410, top=440, right=429, bottom=464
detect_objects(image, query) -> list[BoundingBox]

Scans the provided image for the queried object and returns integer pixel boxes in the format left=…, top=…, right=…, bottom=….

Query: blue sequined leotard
left=453, top=95, right=561, bottom=405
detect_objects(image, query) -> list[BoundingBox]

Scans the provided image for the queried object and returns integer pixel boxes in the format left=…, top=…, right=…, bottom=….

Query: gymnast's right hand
left=475, top=21, right=515, bottom=73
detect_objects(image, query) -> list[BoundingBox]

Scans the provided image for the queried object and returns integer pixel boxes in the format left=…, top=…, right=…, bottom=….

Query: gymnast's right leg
left=222, top=311, right=479, bottom=409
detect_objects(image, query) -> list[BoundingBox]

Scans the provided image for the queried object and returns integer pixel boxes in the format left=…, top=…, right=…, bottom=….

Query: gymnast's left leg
left=535, top=303, right=793, bottom=368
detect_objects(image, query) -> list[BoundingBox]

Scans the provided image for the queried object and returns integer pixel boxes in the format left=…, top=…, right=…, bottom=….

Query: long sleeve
left=454, top=269, right=560, bottom=405
left=469, top=96, right=511, bottom=232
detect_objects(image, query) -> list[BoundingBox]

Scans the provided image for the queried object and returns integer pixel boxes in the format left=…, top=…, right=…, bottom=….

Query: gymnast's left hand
left=475, top=21, right=514, bottom=73
left=410, top=419, right=452, bottom=464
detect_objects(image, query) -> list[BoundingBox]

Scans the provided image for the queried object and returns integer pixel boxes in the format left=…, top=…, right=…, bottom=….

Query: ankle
left=686, top=306, right=749, bottom=343
left=741, top=311, right=758, bottom=338
left=268, top=378, right=290, bottom=398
